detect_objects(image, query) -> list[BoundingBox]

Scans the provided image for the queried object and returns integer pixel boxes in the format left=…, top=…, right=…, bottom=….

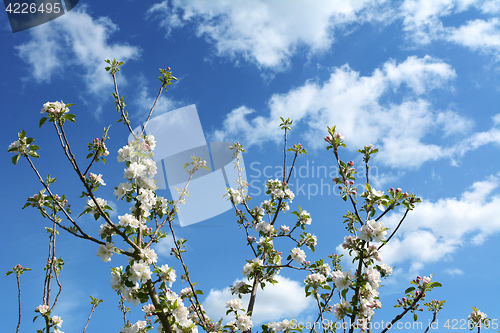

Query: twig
left=378, top=208, right=409, bottom=251
left=15, top=273, right=22, bottom=333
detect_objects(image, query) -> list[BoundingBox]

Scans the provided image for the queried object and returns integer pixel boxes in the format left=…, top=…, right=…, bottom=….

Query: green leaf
left=12, top=154, right=20, bottom=165
left=195, top=290, right=204, bottom=295
left=5, top=271, right=13, bottom=276
left=341, top=288, right=348, bottom=299
left=405, top=287, right=415, bottom=294
left=39, top=117, right=47, bottom=128
left=414, top=313, right=418, bottom=321
left=64, top=113, right=76, bottom=122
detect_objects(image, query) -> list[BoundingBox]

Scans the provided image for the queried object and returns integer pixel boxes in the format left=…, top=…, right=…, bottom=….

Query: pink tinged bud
left=338, top=186, right=342, bottom=190
left=396, top=188, right=402, bottom=193
left=348, top=161, right=354, bottom=166
left=167, top=67, right=171, bottom=70
left=403, top=192, right=409, bottom=197
left=349, top=181, right=354, bottom=185
left=390, top=187, right=394, bottom=192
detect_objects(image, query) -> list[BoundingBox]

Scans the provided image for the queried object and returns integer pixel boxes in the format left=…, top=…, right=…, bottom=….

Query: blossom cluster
left=40, top=101, right=69, bottom=116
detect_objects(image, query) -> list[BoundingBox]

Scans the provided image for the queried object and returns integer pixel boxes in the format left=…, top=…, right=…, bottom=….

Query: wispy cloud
left=444, top=268, right=465, bottom=275
left=15, top=5, right=141, bottom=98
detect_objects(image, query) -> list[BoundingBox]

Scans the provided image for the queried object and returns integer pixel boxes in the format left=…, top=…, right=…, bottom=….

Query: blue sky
left=2, top=0, right=500, bottom=332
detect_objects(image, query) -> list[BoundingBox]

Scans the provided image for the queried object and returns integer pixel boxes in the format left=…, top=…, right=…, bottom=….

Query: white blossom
left=290, top=248, right=306, bottom=264
left=97, top=242, right=114, bottom=262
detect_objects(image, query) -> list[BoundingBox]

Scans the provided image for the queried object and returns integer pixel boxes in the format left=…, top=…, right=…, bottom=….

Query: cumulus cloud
left=212, top=56, right=465, bottom=169
left=203, top=276, right=313, bottom=326
left=400, top=0, right=500, bottom=58
left=446, top=18, right=500, bottom=58
left=149, top=0, right=500, bottom=69
left=149, top=0, right=394, bottom=71
left=335, top=174, right=500, bottom=276
left=379, top=174, right=500, bottom=271
left=15, top=5, right=141, bottom=96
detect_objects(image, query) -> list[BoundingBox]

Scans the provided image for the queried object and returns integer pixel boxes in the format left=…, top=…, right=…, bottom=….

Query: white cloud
left=453, top=127, right=500, bottom=158
left=203, top=276, right=313, bottom=326
left=436, top=110, right=474, bottom=136
left=335, top=174, right=500, bottom=277
left=446, top=18, right=500, bottom=58
left=399, top=0, right=500, bottom=58
left=212, top=56, right=460, bottom=169
left=149, top=0, right=500, bottom=72
left=444, top=268, right=465, bottom=275
left=153, top=234, right=175, bottom=257
left=149, top=0, right=393, bottom=71
left=15, top=5, right=141, bottom=97
left=378, top=175, right=500, bottom=273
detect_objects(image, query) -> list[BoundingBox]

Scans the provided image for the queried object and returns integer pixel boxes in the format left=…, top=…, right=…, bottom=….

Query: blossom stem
left=140, top=82, right=167, bottom=137
left=82, top=302, right=99, bottom=333
left=380, top=292, right=425, bottom=333
left=348, top=251, right=365, bottom=333
left=111, top=72, right=135, bottom=136
left=423, top=309, right=438, bottom=333
left=15, top=273, right=21, bottom=333
left=314, top=290, right=327, bottom=333
left=146, top=280, right=173, bottom=333
left=333, top=151, right=364, bottom=226
left=168, top=219, right=209, bottom=329
left=378, top=208, right=409, bottom=251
